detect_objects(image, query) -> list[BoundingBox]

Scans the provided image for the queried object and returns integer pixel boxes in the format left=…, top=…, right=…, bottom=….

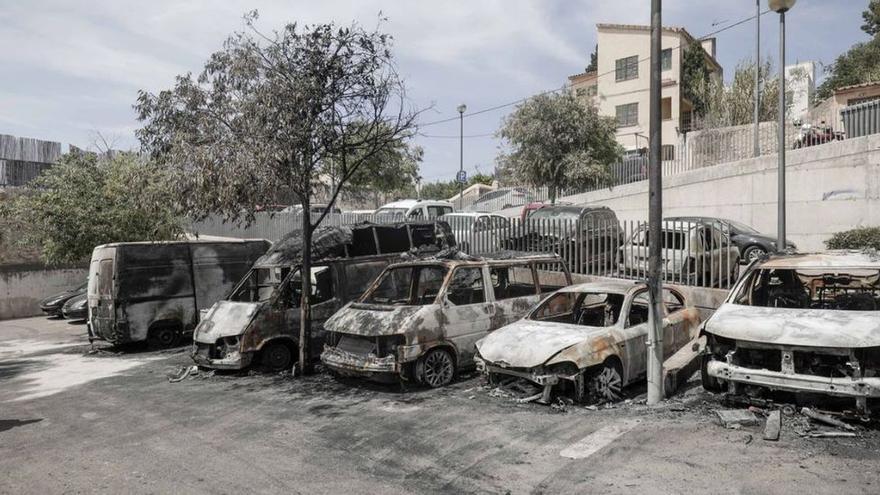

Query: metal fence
left=193, top=213, right=741, bottom=290
left=842, top=99, right=880, bottom=139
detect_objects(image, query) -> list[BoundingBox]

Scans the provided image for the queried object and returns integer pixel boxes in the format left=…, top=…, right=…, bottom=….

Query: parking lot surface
left=1, top=317, right=879, bottom=494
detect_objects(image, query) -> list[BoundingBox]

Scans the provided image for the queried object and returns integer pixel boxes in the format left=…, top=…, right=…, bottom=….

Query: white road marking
left=559, top=420, right=639, bottom=459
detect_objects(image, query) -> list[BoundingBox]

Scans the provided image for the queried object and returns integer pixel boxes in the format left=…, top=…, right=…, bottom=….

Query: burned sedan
left=192, top=222, right=455, bottom=371
left=702, top=251, right=880, bottom=415
left=475, top=280, right=701, bottom=403
left=321, top=253, right=571, bottom=387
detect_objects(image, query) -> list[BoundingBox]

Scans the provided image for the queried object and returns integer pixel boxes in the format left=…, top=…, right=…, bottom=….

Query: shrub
left=824, top=227, right=880, bottom=250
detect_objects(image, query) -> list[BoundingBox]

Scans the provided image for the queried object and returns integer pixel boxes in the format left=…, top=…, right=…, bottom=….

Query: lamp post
left=769, top=0, right=796, bottom=251
left=754, top=0, right=761, bottom=158
left=457, top=103, right=467, bottom=210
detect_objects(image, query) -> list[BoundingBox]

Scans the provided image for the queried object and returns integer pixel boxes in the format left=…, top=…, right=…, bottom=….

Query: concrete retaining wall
left=0, top=264, right=87, bottom=320
left=504, top=134, right=880, bottom=252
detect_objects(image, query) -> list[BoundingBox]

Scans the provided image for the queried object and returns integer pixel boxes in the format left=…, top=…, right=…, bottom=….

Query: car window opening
left=734, top=268, right=880, bottom=310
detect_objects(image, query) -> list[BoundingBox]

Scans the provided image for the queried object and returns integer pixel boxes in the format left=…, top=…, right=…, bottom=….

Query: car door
left=440, top=265, right=493, bottom=367
left=661, top=288, right=689, bottom=358
left=619, top=289, right=650, bottom=383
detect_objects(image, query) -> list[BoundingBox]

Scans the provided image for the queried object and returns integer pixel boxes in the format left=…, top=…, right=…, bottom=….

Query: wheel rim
left=592, top=365, right=623, bottom=402
left=265, top=344, right=290, bottom=369
left=747, top=248, right=765, bottom=261
left=155, top=328, right=175, bottom=347
left=423, top=350, right=454, bottom=387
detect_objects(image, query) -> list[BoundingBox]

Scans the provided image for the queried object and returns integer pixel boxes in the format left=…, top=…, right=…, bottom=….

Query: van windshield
left=230, top=267, right=289, bottom=303
left=362, top=265, right=448, bottom=306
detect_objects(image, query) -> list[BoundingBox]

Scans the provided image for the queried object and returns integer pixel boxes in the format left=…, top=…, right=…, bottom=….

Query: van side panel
left=190, top=241, right=267, bottom=312
left=118, top=244, right=195, bottom=342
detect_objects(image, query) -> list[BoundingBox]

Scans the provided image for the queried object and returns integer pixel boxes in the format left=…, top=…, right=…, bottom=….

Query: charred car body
left=702, top=251, right=880, bottom=415
left=191, top=222, right=455, bottom=371
left=321, top=253, right=572, bottom=387
left=87, top=240, right=270, bottom=347
left=475, top=280, right=701, bottom=403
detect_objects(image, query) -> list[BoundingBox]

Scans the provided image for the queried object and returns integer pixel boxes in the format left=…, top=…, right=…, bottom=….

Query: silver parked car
left=439, top=212, right=511, bottom=254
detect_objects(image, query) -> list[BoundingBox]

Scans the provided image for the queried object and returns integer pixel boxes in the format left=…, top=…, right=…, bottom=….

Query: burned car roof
left=391, top=250, right=564, bottom=267
left=255, top=221, right=456, bottom=267
left=557, top=280, right=643, bottom=294
left=756, top=250, right=880, bottom=269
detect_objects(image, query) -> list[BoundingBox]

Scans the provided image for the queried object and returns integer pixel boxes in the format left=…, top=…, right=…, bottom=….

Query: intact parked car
left=666, top=216, right=796, bottom=262
left=475, top=280, right=701, bottom=403
left=701, top=251, right=880, bottom=416
left=618, top=220, right=740, bottom=287
left=467, top=187, right=536, bottom=212
left=40, top=281, right=87, bottom=317
left=192, top=221, right=455, bottom=371
left=439, top=212, right=510, bottom=254
left=61, top=293, right=88, bottom=322
left=374, top=199, right=454, bottom=222
left=88, top=239, right=270, bottom=348
left=321, top=253, right=572, bottom=387
left=505, top=204, right=622, bottom=272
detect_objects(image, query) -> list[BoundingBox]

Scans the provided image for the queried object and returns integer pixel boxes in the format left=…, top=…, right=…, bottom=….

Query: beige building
left=570, top=24, right=722, bottom=157
left=809, top=81, right=880, bottom=132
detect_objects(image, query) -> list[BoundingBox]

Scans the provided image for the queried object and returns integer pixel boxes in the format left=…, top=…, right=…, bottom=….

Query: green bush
left=825, top=227, right=880, bottom=250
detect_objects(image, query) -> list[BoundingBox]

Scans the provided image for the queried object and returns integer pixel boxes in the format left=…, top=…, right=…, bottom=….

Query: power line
left=418, top=131, right=496, bottom=139
left=418, top=9, right=770, bottom=129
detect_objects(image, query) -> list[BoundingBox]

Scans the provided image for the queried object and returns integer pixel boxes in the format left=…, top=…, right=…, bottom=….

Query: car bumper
left=63, top=308, right=87, bottom=320
left=320, top=345, right=400, bottom=376
left=477, top=358, right=578, bottom=386
left=191, top=342, right=252, bottom=370
left=706, top=359, right=880, bottom=399
left=41, top=305, right=63, bottom=316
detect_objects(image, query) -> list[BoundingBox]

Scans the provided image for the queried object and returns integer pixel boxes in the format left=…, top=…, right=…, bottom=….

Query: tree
left=863, top=0, right=880, bottom=37
left=496, top=91, right=621, bottom=203
left=699, top=59, right=788, bottom=128
left=419, top=173, right=493, bottom=201
left=682, top=42, right=712, bottom=118
left=135, top=12, right=416, bottom=373
left=585, top=44, right=598, bottom=73
left=0, top=152, right=182, bottom=264
left=331, top=136, right=422, bottom=207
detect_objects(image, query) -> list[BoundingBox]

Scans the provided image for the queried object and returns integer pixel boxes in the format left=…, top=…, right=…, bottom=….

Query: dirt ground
left=1, top=316, right=879, bottom=494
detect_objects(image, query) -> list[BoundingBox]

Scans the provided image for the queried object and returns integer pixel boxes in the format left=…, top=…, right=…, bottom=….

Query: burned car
left=702, top=251, right=880, bottom=415
left=191, top=222, right=455, bottom=371
left=475, top=280, right=701, bottom=403
left=321, top=253, right=572, bottom=387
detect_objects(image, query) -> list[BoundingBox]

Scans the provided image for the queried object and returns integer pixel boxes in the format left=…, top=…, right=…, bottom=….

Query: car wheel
left=262, top=341, right=293, bottom=371
left=588, top=359, right=624, bottom=403
left=701, top=354, right=725, bottom=393
left=148, top=326, right=180, bottom=349
left=743, top=245, right=766, bottom=262
left=416, top=348, right=455, bottom=388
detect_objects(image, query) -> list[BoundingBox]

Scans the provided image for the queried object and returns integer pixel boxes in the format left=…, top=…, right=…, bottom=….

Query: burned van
left=191, top=222, right=455, bottom=371
left=87, top=239, right=270, bottom=347
left=321, top=253, right=571, bottom=387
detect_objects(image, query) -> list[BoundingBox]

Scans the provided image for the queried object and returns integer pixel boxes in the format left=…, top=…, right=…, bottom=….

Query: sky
left=0, top=0, right=869, bottom=184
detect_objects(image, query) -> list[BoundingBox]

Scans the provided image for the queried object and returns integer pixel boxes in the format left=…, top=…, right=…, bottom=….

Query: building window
left=661, top=48, right=672, bottom=71
left=662, top=144, right=675, bottom=161
left=615, top=55, right=639, bottom=82
left=616, top=103, right=639, bottom=127
left=661, top=97, right=672, bottom=120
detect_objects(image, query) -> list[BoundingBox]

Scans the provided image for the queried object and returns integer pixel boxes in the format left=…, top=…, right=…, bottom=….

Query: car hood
left=324, top=303, right=430, bottom=337
left=194, top=301, right=261, bottom=342
left=476, top=319, right=602, bottom=369
left=41, top=290, right=79, bottom=307
left=63, top=293, right=88, bottom=310
left=706, top=303, right=880, bottom=348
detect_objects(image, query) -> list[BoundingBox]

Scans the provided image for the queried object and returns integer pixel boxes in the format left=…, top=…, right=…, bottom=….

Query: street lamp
left=457, top=103, right=467, bottom=209
left=769, top=0, right=795, bottom=251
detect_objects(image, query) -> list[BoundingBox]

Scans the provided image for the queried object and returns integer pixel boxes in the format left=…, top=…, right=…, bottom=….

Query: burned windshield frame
left=229, top=266, right=291, bottom=303
left=361, top=264, right=448, bottom=306
left=733, top=267, right=880, bottom=310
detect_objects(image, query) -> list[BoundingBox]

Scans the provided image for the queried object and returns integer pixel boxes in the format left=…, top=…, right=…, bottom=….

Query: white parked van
left=374, top=199, right=454, bottom=222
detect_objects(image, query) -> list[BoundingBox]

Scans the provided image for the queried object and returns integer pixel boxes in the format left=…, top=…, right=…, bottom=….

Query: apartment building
left=570, top=24, right=723, bottom=157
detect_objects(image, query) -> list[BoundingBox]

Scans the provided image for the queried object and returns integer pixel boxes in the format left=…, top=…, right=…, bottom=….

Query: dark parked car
left=505, top=205, right=622, bottom=272
left=40, top=281, right=87, bottom=317
left=62, top=293, right=88, bottom=322
left=666, top=216, right=796, bottom=263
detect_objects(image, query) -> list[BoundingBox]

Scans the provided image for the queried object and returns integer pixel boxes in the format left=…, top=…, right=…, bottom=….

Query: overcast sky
left=0, top=0, right=868, bottom=184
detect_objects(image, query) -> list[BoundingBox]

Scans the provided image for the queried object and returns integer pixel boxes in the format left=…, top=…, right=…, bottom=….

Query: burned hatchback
left=702, top=251, right=880, bottom=415
left=191, top=222, right=454, bottom=371
left=321, top=253, right=571, bottom=387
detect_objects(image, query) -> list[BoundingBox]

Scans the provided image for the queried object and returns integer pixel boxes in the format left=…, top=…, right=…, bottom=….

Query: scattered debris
left=801, top=407, right=856, bottom=431
left=744, top=434, right=753, bottom=445
left=804, top=431, right=857, bottom=439
left=168, top=365, right=199, bottom=383
left=763, top=410, right=781, bottom=441
left=716, top=409, right=759, bottom=428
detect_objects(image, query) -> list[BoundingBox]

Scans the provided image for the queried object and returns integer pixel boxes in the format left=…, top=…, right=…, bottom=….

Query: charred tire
left=416, top=348, right=455, bottom=388
left=587, top=358, right=624, bottom=403
left=743, top=245, right=766, bottom=262
left=261, top=341, right=294, bottom=371
left=700, top=354, right=725, bottom=393
left=148, top=325, right=180, bottom=349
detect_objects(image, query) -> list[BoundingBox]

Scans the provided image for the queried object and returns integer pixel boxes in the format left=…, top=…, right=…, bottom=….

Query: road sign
left=456, top=170, right=467, bottom=184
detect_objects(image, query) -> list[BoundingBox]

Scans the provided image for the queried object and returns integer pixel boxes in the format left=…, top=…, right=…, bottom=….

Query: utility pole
left=647, top=0, right=665, bottom=405
left=457, top=103, right=467, bottom=209
left=769, top=0, right=796, bottom=248
left=754, top=0, right=761, bottom=157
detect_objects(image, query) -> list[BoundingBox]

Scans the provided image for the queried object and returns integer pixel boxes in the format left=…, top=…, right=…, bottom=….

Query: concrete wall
left=0, top=264, right=87, bottom=320
left=501, top=134, right=880, bottom=252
